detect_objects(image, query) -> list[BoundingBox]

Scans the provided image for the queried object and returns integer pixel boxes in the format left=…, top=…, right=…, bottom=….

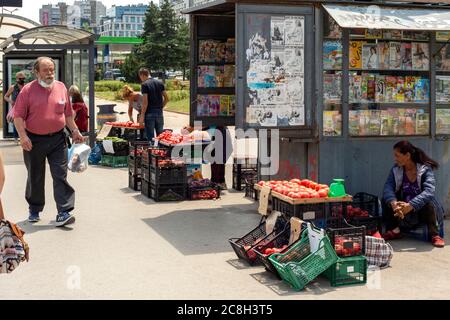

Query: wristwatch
left=72, top=128, right=80, bottom=134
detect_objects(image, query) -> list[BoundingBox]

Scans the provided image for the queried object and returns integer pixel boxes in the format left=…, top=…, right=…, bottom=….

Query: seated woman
left=382, top=141, right=445, bottom=248
left=122, top=85, right=143, bottom=123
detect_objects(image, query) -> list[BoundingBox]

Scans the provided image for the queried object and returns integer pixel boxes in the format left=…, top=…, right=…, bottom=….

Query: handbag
left=365, top=236, right=393, bottom=269
left=0, top=219, right=29, bottom=274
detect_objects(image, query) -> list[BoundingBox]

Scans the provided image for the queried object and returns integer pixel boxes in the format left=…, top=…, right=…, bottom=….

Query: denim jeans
left=144, top=110, right=164, bottom=144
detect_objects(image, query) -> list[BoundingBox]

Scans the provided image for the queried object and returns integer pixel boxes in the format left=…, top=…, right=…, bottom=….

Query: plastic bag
left=68, top=143, right=91, bottom=173
left=88, top=143, right=102, bottom=165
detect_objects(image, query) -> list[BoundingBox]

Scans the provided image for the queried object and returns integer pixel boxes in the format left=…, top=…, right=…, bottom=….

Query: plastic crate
left=351, top=192, right=380, bottom=216
left=233, top=168, right=258, bottom=191
left=129, top=140, right=149, bottom=157
left=326, top=218, right=366, bottom=257
left=188, top=185, right=221, bottom=200
left=228, top=216, right=288, bottom=265
left=272, top=197, right=327, bottom=227
left=123, top=128, right=145, bottom=141
left=128, top=173, right=142, bottom=191
left=141, top=146, right=171, bottom=166
left=128, top=155, right=142, bottom=176
left=245, top=183, right=259, bottom=201
left=101, top=155, right=128, bottom=168
left=269, top=226, right=338, bottom=291
left=145, top=183, right=186, bottom=201
left=347, top=215, right=382, bottom=236
left=101, top=140, right=129, bottom=156
left=233, top=157, right=258, bottom=170
left=323, top=255, right=367, bottom=287
left=144, top=165, right=187, bottom=185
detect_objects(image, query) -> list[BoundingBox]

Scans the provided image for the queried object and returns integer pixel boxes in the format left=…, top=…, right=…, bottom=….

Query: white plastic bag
left=307, top=222, right=326, bottom=253
left=68, top=143, right=91, bottom=173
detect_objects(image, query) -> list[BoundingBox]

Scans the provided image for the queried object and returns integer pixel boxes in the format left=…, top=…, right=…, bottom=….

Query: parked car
left=104, top=69, right=124, bottom=81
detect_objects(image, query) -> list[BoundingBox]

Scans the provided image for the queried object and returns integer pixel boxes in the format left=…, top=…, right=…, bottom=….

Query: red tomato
left=311, top=191, right=320, bottom=198
left=301, top=179, right=311, bottom=187
left=318, top=189, right=328, bottom=198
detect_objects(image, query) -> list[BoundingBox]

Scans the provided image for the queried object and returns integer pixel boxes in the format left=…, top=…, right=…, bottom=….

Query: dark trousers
left=383, top=202, right=439, bottom=236
left=24, top=130, right=75, bottom=214
left=211, top=163, right=225, bottom=184
left=145, top=110, right=164, bottom=144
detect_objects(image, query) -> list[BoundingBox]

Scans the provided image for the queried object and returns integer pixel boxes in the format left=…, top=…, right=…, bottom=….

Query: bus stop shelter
left=0, top=25, right=97, bottom=147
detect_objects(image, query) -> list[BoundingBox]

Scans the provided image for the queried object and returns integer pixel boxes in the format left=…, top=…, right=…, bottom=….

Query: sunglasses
left=17, top=78, right=25, bottom=81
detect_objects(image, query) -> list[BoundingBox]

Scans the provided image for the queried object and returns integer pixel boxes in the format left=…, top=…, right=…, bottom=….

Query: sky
left=10, top=0, right=152, bottom=24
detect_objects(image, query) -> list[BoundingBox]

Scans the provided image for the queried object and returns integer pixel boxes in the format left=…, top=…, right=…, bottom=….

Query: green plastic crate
left=101, top=155, right=128, bottom=168
left=323, top=255, right=367, bottom=287
left=269, top=226, right=338, bottom=291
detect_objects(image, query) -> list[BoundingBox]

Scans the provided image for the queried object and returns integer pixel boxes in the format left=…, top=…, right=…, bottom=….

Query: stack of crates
left=128, top=141, right=148, bottom=191
left=232, top=157, right=258, bottom=191
left=100, top=137, right=129, bottom=168
left=141, top=147, right=187, bottom=201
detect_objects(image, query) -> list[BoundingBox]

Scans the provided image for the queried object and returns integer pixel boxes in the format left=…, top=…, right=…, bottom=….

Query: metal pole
left=88, top=40, right=96, bottom=148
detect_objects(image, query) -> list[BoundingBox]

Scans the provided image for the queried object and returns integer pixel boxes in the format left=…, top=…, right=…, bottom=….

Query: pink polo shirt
left=13, top=80, right=74, bottom=135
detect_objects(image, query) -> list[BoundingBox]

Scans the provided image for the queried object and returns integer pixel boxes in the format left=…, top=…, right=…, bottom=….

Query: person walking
left=4, top=72, right=26, bottom=144
left=138, top=68, right=169, bottom=144
left=68, top=85, right=89, bottom=134
left=13, top=57, right=84, bottom=227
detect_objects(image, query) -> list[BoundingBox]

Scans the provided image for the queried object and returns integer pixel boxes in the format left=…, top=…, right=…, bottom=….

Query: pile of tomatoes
left=347, top=205, right=370, bottom=218
left=105, top=121, right=143, bottom=129
left=150, top=149, right=169, bottom=157
left=257, top=179, right=330, bottom=199
left=334, top=236, right=362, bottom=257
left=155, top=131, right=190, bottom=145
left=192, top=189, right=219, bottom=200
left=262, top=245, right=288, bottom=256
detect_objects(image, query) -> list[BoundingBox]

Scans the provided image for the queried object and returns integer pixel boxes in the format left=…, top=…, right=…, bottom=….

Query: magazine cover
left=413, top=31, right=429, bottom=41
left=349, top=110, right=360, bottom=136
left=437, top=109, right=450, bottom=134
left=436, top=76, right=450, bottom=103
left=383, top=30, right=402, bottom=40
left=405, top=76, right=416, bottom=102
left=378, top=42, right=390, bottom=70
left=389, top=42, right=402, bottom=70
left=215, top=66, right=225, bottom=88
left=197, top=95, right=210, bottom=116
left=349, top=41, right=364, bottom=69
left=436, top=32, right=450, bottom=42
left=401, top=43, right=412, bottom=70
left=362, top=44, right=378, bottom=69
left=209, top=95, right=221, bottom=116
left=402, top=31, right=414, bottom=40
left=366, top=74, right=376, bottom=102
left=368, top=110, right=382, bottom=136
left=220, top=95, right=230, bottom=116
left=396, top=77, right=405, bottom=103
left=380, top=110, right=393, bottom=136
left=388, top=108, right=400, bottom=135
left=385, top=76, right=397, bottom=103
left=415, top=110, right=430, bottom=135
left=414, top=78, right=430, bottom=103
left=223, top=65, right=235, bottom=88
left=375, top=75, right=386, bottom=103
left=323, top=41, right=343, bottom=69
left=271, top=16, right=285, bottom=46
left=397, top=108, right=407, bottom=135
left=323, top=111, right=342, bottom=136
left=323, top=73, right=342, bottom=102
left=216, top=42, right=227, bottom=63
left=412, top=42, right=430, bottom=70
left=199, top=40, right=220, bottom=63
left=436, top=44, right=450, bottom=71
left=366, top=29, right=382, bottom=39
left=198, top=66, right=217, bottom=88
left=404, top=108, right=417, bottom=135
left=324, top=14, right=342, bottom=39
left=229, top=95, right=236, bottom=116
left=225, top=39, right=236, bottom=63
left=350, top=29, right=366, bottom=38
left=284, top=16, right=304, bottom=46
left=358, top=110, right=370, bottom=136
left=349, top=75, right=362, bottom=103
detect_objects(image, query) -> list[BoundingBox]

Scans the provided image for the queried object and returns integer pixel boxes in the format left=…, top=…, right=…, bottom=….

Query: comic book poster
left=397, top=108, right=407, bottom=135
left=287, top=75, right=304, bottom=105
left=383, top=30, right=402, bottom=40
left=437, top=109, right=450, bottom=134
left=199, top=40, right=219, bottom=63
left=229, top=95, right=236, bottom=116
left=215, top=66, right=225, bottom=88
left=401, top=43, right=412, bottom=70
left=404, top=108, right=417, bottom=135
left=366, top=74, right=376, bottom=102
left=378, top=42, right=390, bottom=70
left=349, top=75, right=362, bottom=103
left=271, top=16, right=285, bottom=47
left=198, top=66, right=217, bottom=88
left=246, top=32, right=270, bottom=62
left=388, top=108, right=400, bottom=136
left=414, top=78, right=430, bottom=103
left=375, top=75, right=386, bottom=103
left=349, top=41, right=364, bottom=70
left=249, top=106, right=277, bottom=127
left=358, top=110, right=370, bottom=136
left=220, top=95, right=230, bottom=116
left=284, top=16, right=304, bottom=46
left=396, top=77, right=405, bottom=103
left=225, top=39, right=236, bottom=63
left=289, top=105, right=305, bottom=126
left=223, top=65, right=235, bottom=88
left=323, top=41, right=343, bottom=70
left=436, top=44, right=450, bottom=71
left=368, top=110, right=382, bottom=136
left=412, top=43, right=430, bottom=70
left=324, top=14, right=342, bottom=39
left=349, top=110, right=360, bottom=136
left=405, top=76, right=416, bottom=102
left=323, top=73, right=342, bottom=103
left=385, top=76, right=397, bottom=103
left=389, top=42, right=402, bottom=70
left=362, top=44, right=378, bottom=69
left=380, top=110, right=393, bottom=136
left=285, top=46, right=303, bottom=74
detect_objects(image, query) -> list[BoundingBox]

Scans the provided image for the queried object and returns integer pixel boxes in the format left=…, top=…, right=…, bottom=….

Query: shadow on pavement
left=120, top=187, right=140, bottom=194
left=226, top=258, right=259, bottom=270
left=389, top=237, right=435, bottom=253
left=142, top=204, right=261, bottom=256
left=17, top=220, right=75, bottom=234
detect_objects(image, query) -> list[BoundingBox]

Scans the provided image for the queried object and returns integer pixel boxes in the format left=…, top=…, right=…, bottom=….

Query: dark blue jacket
left=383, top=164, right=444, bottom=225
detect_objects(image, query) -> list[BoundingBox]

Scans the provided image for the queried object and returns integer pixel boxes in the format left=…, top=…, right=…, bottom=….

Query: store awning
left=323, top=4, right=450, bottom=31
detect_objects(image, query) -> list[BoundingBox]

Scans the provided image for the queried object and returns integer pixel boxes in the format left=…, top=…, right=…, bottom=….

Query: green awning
left=95, top=36, right=143, bottom=45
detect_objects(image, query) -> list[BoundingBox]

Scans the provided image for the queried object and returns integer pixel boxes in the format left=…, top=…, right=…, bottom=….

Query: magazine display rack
left=435, top=32, right=450, bottom=135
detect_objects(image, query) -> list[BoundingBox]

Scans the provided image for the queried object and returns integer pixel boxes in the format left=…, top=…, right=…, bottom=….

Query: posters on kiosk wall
left=246, top=15, right=305, bottom=127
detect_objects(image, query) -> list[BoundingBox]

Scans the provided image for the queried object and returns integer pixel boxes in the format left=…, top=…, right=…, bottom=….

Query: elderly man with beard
left=13, top=57, right=84, bottom=227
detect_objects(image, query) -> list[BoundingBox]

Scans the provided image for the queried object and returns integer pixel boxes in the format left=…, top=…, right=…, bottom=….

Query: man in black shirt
left=138, top=68, right=169, bottom=144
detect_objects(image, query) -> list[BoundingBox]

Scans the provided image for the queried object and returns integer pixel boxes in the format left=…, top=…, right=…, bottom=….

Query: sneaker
left=432, top=235, right=445, bottom=248
left=382, top=230, right=403, bottom=241
left=28, top=212, right=40, bottom=223
left=218, top=182, right=228, bottom=190
left=55, top=212, right=75, bottom=227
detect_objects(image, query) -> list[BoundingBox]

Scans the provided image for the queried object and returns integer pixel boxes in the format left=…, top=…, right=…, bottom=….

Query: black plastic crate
left=244, top=183, right=259, bottom=201
left=128, top=173, right=142, bottom=191
left=101, top=140, right=129, bottom=156
left=228, top=215, right=288, bottom=265
left=233, top=157, right=258, bottom=170
left=188, top=185, right=221, bottom=200
left=144, top=165, right=187, bottom=185
left=129, top=140, right=149, bottom=157
left=351, top=192, right=380, bottom=217
left=149, top=183, right=186, bottom=202
left=233, top=168, right=258, bottom=191
left=141, top=146, right=171, bottom=166
left=326, top=218, right=366, bottom=257
left=272, top=197, right=326, bottom=221
left=123, top=128, right=145, bottom=141
left=347, top=215, right=382, bottom=236
left=128, top=156, right=142, bottom=176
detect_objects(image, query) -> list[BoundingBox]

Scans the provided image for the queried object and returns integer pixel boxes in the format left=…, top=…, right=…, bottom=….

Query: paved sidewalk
left=0, top=141, right=449, bottom=299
